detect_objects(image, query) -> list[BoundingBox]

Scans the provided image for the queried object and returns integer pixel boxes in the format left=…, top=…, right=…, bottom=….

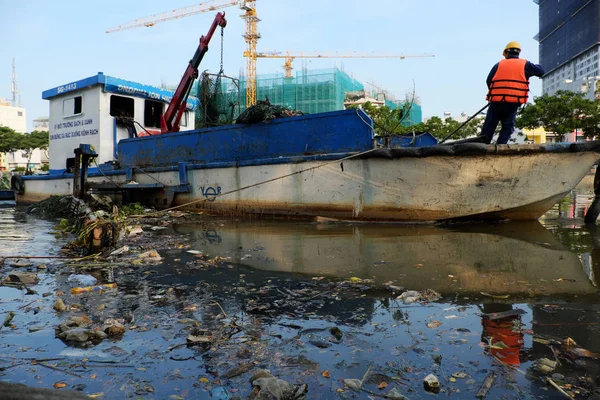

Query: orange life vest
left=482, top=317, right=524, bottom=366
left=486, top=58, right=529, bottom=104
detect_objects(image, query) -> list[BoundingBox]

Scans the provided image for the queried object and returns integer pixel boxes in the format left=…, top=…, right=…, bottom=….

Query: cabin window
left=144, top=99, right=164, bottom=128
left=63, top=96, right=82, bottom=118
left=109, top=95, right=134, bottom=119
left=180, top=111, right=188, bottom=127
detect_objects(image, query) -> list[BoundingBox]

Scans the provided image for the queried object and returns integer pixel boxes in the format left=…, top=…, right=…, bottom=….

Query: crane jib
left=160, top=12, right=228, bottom=134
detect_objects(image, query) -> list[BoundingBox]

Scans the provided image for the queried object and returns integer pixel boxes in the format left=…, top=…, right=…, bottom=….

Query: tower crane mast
left=106, top=0, right=260, bottom=106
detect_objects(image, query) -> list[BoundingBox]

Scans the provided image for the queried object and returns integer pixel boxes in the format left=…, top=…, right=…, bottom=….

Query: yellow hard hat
left=503, top=41, right=521, bottom=55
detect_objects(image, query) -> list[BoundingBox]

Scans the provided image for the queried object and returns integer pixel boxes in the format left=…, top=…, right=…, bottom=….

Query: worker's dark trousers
left=481, top=102, right=520, bottom=144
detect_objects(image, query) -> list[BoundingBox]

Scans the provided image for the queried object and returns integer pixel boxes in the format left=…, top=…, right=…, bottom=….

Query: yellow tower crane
left=255, top=51, right=435, bottom=79
left=106, top=0, right=260, bottom=106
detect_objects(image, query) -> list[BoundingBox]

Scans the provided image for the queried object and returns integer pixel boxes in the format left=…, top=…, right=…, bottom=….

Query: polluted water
left=1, top=185, right=600, bottom=399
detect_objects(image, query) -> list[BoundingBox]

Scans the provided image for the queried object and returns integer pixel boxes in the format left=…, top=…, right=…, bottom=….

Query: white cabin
left=42, top=72, right=198, bottom=174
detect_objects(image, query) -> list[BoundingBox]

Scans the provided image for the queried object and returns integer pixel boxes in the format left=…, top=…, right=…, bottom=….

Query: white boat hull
left=17, top=150, right=600, bottom=221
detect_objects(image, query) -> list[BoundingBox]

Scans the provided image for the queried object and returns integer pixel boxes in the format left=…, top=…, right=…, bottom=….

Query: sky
left=0, top=0, right=541, bottom=131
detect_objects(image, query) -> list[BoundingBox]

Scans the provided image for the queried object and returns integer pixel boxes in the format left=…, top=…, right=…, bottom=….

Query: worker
left=481, top=41, right=544, bottom=144
left=481, top=304, right=524, bottom=366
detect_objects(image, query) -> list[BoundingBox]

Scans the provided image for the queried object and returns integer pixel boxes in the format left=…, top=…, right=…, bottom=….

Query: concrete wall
left=0, top=103, right=26, bottom=133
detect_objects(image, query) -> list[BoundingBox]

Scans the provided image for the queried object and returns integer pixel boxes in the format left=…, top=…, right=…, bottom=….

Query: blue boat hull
left=0, top=190, right=15, bottom=201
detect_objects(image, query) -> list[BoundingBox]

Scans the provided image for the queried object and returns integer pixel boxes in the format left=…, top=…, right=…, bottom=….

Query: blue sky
left=0, top=0, right=541, bottom=131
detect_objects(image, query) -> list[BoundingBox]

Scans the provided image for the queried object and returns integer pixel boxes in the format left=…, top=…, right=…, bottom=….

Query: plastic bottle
left=71, top=283, right=117, bottom=294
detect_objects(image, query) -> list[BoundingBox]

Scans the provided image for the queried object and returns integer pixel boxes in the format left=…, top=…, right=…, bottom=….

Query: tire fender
left=10, top=175, right=25, bottom=195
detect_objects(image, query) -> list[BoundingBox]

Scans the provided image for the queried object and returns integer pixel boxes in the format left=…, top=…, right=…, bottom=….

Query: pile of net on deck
left=235, top=99, right=304, bottom=125
left=196, top=73, right=237, bottom=127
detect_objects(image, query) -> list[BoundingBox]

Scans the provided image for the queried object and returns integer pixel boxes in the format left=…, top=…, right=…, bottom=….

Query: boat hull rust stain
left=17, top=151, right=600, bottom=221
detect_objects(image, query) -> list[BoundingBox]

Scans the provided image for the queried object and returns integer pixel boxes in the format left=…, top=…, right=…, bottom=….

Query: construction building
left=217, top=67, right=422, bottom=126
left=536, top=0, right=600, bottom=100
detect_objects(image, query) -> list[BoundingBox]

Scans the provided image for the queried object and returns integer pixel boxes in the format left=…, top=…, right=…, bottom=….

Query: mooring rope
left=129, top=146, right=379, bottom=219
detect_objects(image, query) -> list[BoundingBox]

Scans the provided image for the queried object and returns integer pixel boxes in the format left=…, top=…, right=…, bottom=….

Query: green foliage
left=0, top=128, right=49, bottom=154
left=348, top=102, right=409, bottom=135
left=408, top=116, right=483, bottom=140
left=118, top=202, right=149, bottom=218
left=12, top=166, right=26, bottom=172
left=0, top=175, right=10, bottom=190
left=1, top=129, right=50, bottom=173
left=354, top=102, right=483, bottom=140
left=56, top=218, right=74, bottom=233
left=516, top=90, right=600, bottom=140
left=18, top=130, right=49, bottom=173
left=24, top=130, right=50, bottom=150
left=0, top=126, right=20, bottom=153
left=578, top=101, right=600, bottom=139
left=40, top=164, right=50, bottom=171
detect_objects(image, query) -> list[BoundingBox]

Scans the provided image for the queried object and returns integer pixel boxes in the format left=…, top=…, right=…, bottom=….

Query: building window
left=144, top=100, right=163, bottom=128
left=63, top=96, right=82, bottom=118
left=17, top=111, right=23, bottom=116
left=110, top=95, right=134, bottom=119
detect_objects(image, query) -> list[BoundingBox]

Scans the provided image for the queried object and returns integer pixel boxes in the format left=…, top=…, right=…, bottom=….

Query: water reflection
left=546, top=175, right=595, bottom=220
left=3, top=198, right=600, bottom=398
left=0, top=206, right=60, bottom=257
left=173, top=220, right=599, bottom=298
left=169, top=216, right=600, bottom=398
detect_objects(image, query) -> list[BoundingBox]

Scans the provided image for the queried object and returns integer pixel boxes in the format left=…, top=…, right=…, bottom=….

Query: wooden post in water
left=585, top=166, right=600, bottom=223
left=72, top=144, right=97, bottom=200
left=72, top=148, right=82, bottom=198
left=79, top=152, right=89, bottom=200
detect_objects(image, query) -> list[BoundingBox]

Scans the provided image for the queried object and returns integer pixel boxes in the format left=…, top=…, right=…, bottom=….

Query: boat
left=0, top=190, right=16, bottom=208
left=170, top=220, right=599, bottom=297
left=13, top=71, right=600, bottom=222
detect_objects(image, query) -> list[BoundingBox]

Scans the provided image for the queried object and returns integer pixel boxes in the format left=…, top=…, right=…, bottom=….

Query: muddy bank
left=2, top=207, right=600, bottom=399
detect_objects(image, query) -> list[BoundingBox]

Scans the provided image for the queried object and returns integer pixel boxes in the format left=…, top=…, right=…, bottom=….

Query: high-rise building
left=536, top=0, right=600, bottom=99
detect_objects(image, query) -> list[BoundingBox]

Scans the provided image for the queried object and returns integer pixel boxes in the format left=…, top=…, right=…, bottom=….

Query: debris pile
left=26, top=195, right=85, bottom=220
left=26, top=195, right=122, bottom=255
left=236, top=99, right=304, bottom=124
left=55, top=314, right=125, bottom=343
left=248, top=369, right=308, bottom=400
left=396, top=289, right=442, bottom=304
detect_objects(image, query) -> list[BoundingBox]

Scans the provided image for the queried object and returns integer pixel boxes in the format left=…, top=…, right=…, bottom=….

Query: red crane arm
left=160, top=12, right=227, bottom=133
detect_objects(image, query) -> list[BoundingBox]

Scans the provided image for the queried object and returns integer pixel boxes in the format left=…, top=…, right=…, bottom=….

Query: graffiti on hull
left=200, top=186, right=222, bottom=202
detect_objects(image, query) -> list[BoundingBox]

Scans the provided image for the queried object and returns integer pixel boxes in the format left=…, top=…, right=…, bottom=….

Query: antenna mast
left=11, top=58, right=20, bottom=107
